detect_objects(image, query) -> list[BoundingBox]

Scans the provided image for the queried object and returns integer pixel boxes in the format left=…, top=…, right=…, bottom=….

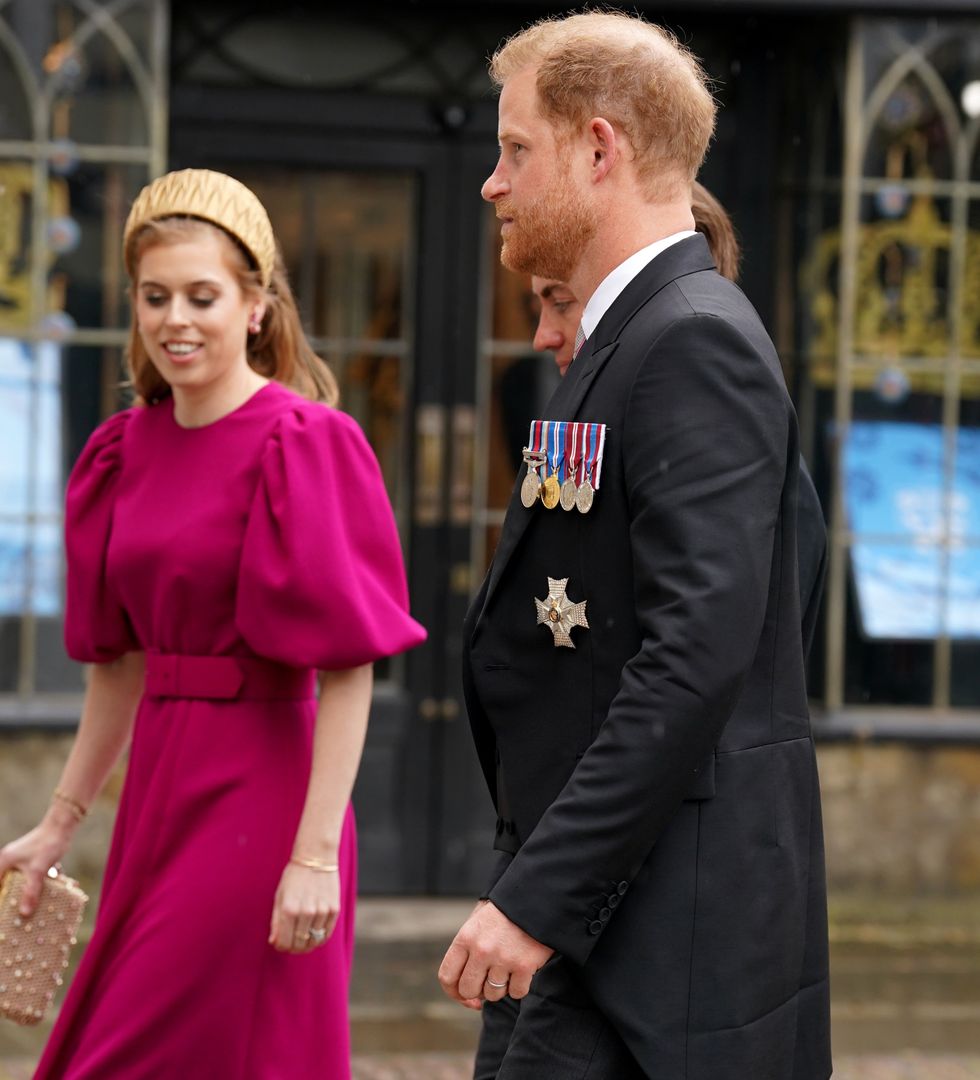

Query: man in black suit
left=439, top=12, right=831, bottom=1079
left=529, top=273, right=827, bottom=658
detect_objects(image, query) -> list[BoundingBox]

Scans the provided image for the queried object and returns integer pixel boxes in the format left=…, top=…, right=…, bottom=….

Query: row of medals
left=521, top=449, right=595, bottom=514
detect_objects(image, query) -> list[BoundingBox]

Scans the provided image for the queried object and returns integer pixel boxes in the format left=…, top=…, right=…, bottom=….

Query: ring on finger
left=307, top=927, right=327, bottom=946
left=485, top=976, right=508, bottom=989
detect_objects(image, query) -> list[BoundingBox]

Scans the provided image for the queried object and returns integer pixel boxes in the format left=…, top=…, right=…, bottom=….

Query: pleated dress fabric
left=34, top=381, right=426, bottom=1080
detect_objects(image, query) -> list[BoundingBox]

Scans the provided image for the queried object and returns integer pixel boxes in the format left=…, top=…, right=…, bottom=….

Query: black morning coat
left=463, top=235, right=832, bottom=1080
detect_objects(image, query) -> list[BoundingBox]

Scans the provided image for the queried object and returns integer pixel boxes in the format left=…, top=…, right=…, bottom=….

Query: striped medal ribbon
left=575, top=422, right=607, bottom=514
left=521, top=420, right=548, bottom=508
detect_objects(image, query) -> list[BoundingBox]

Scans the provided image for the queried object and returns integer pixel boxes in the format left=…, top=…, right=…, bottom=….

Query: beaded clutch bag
left=0, top=869, right=87, bottom=1025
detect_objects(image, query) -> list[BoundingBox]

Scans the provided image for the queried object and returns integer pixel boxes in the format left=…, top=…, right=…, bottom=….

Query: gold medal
left=542, top=471, right=561, bottom=510
left=575, top=478, right=594, bottom=514
left=559, top=477, right=578, bottom=511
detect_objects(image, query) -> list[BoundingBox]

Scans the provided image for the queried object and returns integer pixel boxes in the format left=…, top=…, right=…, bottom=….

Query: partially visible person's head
left=123, top=169, right=338, bottom=405
left=531, top=276, right=579, bottom=375
left=692, top=181, right=740, bottom=282
left=489, top=12, right=716, bottom=202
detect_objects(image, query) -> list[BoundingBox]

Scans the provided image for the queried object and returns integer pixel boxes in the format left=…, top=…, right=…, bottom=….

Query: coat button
left=588, top=920, right=603, bottom=935
left=617, top=881, right=628, bottom=895
left=608, top=894, right=620, bottom=909
left=599, top=907, right=611, bottom=920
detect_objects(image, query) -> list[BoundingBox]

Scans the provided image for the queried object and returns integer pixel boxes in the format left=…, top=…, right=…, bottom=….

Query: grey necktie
left=572, top=323, right=586, bottom=359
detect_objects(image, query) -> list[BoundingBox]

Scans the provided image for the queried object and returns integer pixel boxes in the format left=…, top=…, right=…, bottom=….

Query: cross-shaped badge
left=535, top=577, right=589, bottom=648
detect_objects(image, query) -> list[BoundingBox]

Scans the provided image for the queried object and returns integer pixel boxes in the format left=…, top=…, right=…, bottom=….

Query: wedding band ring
left=307, top=928, right=327, bottom=945
left=486, top=977, right=508, bottom=989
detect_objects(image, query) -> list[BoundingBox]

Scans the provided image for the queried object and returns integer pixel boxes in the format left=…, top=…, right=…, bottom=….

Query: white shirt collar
left=579, top=231, right=697, bottom=341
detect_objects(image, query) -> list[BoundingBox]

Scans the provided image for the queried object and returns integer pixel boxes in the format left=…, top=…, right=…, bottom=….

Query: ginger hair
left=490, top=11, right=716, bottom=200
left=125, top=216, right=339, bottom=406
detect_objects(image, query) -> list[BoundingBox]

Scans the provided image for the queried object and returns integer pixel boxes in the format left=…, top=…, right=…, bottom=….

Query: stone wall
left=819, top=742, right=980, bottom=893
left=2, top=734, right=980, bottom=896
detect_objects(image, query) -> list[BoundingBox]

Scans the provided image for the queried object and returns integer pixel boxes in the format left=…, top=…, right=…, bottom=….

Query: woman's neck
left=171, top=365, right=269, bottom=429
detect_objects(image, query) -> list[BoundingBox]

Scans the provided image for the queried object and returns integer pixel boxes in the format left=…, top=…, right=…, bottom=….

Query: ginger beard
left=497, top=160, right=598, bottom=282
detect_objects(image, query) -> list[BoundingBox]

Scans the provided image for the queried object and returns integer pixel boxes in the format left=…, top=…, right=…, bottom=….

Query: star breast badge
left=535, top=577, right=589, bottom=648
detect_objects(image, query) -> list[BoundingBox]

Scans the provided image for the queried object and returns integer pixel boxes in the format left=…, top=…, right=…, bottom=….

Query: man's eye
left=554, top=302, right=571, bottom=314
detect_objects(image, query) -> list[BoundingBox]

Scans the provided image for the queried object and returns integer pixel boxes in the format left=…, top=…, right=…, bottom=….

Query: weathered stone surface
left=817, top=743, right=980, bottom=894
left=3, top=737, right=980, bottom=897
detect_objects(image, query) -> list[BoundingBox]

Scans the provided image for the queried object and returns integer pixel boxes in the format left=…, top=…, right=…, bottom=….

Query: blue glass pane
left=843, top=420, right=980, bottom=639
left=0, top=338, right=63, bottom=616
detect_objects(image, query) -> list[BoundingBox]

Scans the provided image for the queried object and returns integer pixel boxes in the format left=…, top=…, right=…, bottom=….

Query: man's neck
left=568, top=202, right=695, bottom=309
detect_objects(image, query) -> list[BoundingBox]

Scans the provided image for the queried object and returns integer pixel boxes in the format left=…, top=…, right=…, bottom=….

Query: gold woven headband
left=123, top=169, right=276, bottom=287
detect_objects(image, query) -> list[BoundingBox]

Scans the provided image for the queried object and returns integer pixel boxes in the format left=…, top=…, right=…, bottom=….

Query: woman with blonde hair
left=0, top=168, right=425, bottom=1078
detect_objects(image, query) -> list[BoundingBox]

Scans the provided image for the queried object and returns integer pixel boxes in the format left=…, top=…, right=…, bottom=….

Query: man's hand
left=438, top=900, right=554, bottom=1010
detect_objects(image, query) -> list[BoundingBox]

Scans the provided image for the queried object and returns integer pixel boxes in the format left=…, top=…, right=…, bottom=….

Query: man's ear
left=589, top=118, right=619, bottom=183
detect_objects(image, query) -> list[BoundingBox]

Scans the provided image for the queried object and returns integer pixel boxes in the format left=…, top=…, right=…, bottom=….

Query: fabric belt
left=145, top=652, right=315, bottom=701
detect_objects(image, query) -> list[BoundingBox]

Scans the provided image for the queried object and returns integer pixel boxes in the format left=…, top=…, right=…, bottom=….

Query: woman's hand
left=0, top=814, right=76, bottom=917
left=268, top=862, right=340, bottom=954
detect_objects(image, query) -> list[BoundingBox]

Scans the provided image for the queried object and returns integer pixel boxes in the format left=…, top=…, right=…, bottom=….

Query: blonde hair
left=125, top=216, right=339, bottom=406
left=490, top=11, right=716, bottom=199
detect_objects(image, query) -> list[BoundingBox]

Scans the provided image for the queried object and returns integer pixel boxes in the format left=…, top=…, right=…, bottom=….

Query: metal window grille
left=0, top=0, right=168, bottom=711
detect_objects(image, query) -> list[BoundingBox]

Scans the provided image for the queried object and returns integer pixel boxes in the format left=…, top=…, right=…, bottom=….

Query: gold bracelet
left=52, top=788, right=88, bottom=822
left=290, top=855, right=339, bottom=873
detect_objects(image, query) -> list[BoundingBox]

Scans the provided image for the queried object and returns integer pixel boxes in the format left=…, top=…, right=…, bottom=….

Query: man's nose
left=534, top=317, right=564, bottom=353
left=481, top=163, right=509, bottom=202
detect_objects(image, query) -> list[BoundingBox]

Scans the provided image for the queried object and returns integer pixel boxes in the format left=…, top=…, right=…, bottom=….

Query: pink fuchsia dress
left=34, top=381, right=426, bottom=1080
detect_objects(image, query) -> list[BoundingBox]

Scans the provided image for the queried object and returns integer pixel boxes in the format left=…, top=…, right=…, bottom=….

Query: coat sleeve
left=487, top=314, right=791, bottom=965
left=64, top=409, right=139, bottom=663
left=236, top=403, right=426, bottom=670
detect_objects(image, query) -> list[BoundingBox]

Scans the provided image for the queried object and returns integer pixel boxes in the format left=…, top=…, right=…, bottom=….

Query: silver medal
left=559, top=478, right=578, bottom=511
left=575, top=478, right=595, bottom=514
left=520, top=449, right=547, bottom=509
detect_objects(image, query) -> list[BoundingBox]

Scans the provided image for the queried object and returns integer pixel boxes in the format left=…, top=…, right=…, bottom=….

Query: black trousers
left=473, top=957, right=647, bottom=1080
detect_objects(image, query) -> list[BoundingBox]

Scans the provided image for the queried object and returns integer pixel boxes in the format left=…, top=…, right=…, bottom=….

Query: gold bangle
left=290, top=855, right=339, bottom=873
left=52, top=788, right=88, bottom=822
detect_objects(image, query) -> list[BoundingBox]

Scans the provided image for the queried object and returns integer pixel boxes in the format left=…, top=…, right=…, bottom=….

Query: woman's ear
left=248, top=300, right=267, bottom=334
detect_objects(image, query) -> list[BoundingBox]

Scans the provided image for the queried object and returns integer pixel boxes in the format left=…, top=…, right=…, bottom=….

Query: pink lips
left=162, top=343, right=202, bottom=364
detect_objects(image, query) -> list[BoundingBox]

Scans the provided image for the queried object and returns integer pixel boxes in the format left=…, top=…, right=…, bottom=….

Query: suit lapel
left=477, top=235, right=716, bottom=624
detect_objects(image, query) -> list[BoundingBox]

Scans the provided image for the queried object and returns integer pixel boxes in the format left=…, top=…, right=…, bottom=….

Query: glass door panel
left=232, top=169, right=416, bottom=528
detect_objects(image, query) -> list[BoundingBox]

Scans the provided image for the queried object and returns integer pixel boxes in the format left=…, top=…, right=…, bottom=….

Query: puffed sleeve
left=236, top=404, right=427, bottom=669
left=64, top=409, right=139, bottom=662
